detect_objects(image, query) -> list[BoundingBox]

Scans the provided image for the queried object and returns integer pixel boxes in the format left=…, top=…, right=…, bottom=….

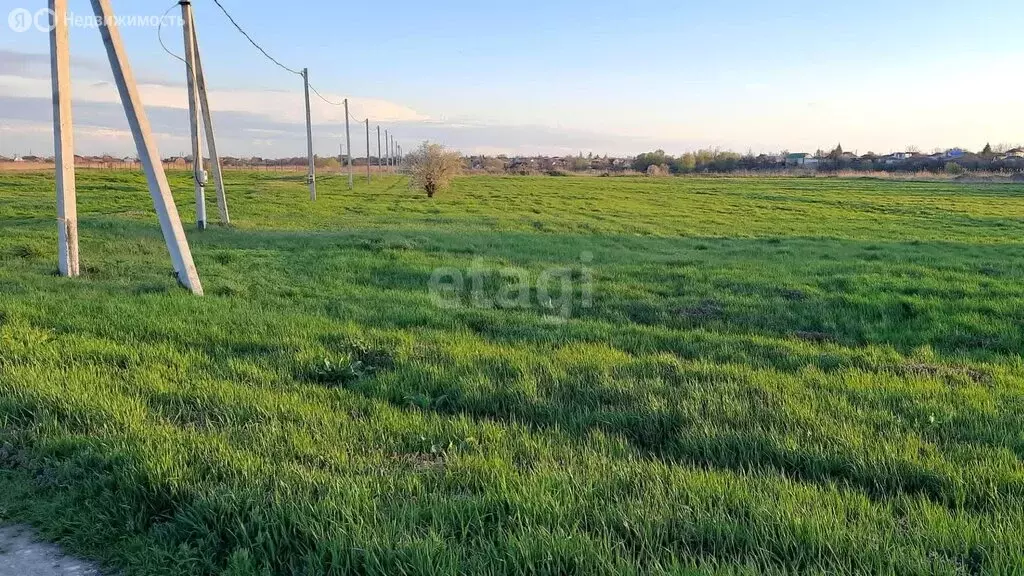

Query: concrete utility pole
left=91, top=0, right=202, bottom=294
left=384, top=129, right=390, bottom=169
left=376, top=125, right=385, bottom=170
left=50, top=0, right=78, bottom=277
left=188, top=8, right=229, bottom=225
left=344, top=98, right=353, bottom=190
left=365, top=119, right=371, bottom=183
left=180, top=0, right=206, bottom=230
left=302, top=68, right=316, bottom=201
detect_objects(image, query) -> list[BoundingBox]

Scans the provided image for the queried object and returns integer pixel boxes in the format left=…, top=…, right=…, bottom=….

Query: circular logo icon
left=34, top=8, right=56, bottom=33
left=8, top=8, right=32, bottom=32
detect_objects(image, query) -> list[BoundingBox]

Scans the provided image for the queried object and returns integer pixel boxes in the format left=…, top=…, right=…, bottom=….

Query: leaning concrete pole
left=91, top=0, right=203, bottom=295
left=50, top=0, right=78, bottom=277
left=189, top=9, right=229, bottom=225
left=180, top=0, right=206, bottom=230
left=365, top=119, right=371, bottom=183
left=302, top=68, right=316, bottom=201
left=344, top=98, right=353, bottom=190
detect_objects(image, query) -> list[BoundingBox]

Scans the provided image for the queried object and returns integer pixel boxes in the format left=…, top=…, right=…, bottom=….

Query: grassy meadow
left=2, top=170, right=1024, bottom=574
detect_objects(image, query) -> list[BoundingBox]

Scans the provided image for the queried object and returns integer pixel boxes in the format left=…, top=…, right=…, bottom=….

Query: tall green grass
left=2, top=171, right=1024, bottom=574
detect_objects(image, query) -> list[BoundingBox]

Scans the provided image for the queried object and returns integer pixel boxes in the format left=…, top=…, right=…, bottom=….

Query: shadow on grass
left=351, top=366, right=1023, bottom=514
left=180, top=222, right=1024, bottom=357
left=5, top=214, right=1024, bottom=359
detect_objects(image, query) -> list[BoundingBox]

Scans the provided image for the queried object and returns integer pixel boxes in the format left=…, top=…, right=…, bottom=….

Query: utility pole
left=344, top=98, right=353, bottom=190
left=365, top=119, right=371, bottom=183
left=180, top=0, right=206, bottom=230
left=384, top=129, right=390, bottom=170
left=91, top=0, right=202, bottom=294
left=188, top=8, right=228, bottom=225
left=376, top=126, right=382, bottom=172
left=302, top=68, right=316, bottom=201
left=50, top=0, right=78, bottom=277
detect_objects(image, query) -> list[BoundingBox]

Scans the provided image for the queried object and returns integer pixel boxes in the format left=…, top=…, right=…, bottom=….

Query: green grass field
left=2, top=170, right=1024, bottom=574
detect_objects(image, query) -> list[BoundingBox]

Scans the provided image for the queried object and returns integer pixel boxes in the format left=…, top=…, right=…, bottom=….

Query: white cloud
left=0, top=74, right=429, bottom=125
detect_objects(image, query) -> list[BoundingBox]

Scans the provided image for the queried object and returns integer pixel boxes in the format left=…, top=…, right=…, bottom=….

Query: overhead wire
left=165, top=0, right=395, bottom=172
left=308, top=84, right=345, bottom=107
left=158, top=1, right=204, bottom=186
left=207, top=0, right=345, bottom=107
left=208, top=0, right=303, bottom=76
left=157, top=3, right=186, bottom=66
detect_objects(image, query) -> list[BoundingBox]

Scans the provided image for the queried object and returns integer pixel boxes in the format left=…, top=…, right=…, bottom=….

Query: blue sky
left=1, top=0, right=1022, bottom=157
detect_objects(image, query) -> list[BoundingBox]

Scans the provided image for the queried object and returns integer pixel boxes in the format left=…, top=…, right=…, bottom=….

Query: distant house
left=945, top=148, right=966, bottom=159
left=1004, top=148, right=1024, bottom=159
left=882, top=152, right=915, bottom=164
left=13, top=155, right=24, bottom=162
left=786, top=153, right=818, bottom=167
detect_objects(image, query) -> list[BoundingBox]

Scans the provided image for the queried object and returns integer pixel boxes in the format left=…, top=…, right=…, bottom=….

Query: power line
left=209, top=0, right=303, bottom=76
left=157, top=2, right=204, bottom=187
left=208, top=0, right=345, bottom=108
left=196, top=1, right=391, bottom=179
left=157, top=3, right=186, bottom=66
left=308, top=84, right=344, bottom=107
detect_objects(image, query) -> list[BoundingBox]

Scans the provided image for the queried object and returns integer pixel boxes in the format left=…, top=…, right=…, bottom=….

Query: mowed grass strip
left=1, top=170, right=1024, bottom=574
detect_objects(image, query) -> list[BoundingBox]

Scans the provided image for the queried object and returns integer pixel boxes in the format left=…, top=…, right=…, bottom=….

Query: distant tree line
left=463, top=143, right=1024, bottom=176
left=630, top=145, right=1024, bottom=175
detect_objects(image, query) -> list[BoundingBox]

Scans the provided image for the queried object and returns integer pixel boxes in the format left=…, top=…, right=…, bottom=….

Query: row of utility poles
left=51, top=0, right=203, bottom=293
left=180, top=0, right=228, bottom=230
left=301, top=71, right=404, bottom=198
left=50, top=0, right=407, bottom=295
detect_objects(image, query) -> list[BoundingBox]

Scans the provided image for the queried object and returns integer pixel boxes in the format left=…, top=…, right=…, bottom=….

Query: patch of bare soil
left=794, top=331, right=836, bottom=344
left=676, top=300, right=723, bottom=320
left=0, top=525, right=102, bottom=576
left=900, top=362, right=990, bottom=385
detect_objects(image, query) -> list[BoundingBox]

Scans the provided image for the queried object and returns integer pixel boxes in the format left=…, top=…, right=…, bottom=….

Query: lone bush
left=408, top=142, right=462, bottom=198
left=646, top=164, right=670, bottom=177
left=944, top=161, right=965, bottom=176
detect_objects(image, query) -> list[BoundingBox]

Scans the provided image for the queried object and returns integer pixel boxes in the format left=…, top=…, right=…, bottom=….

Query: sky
left=0, top=0, right=1022, bottom=158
